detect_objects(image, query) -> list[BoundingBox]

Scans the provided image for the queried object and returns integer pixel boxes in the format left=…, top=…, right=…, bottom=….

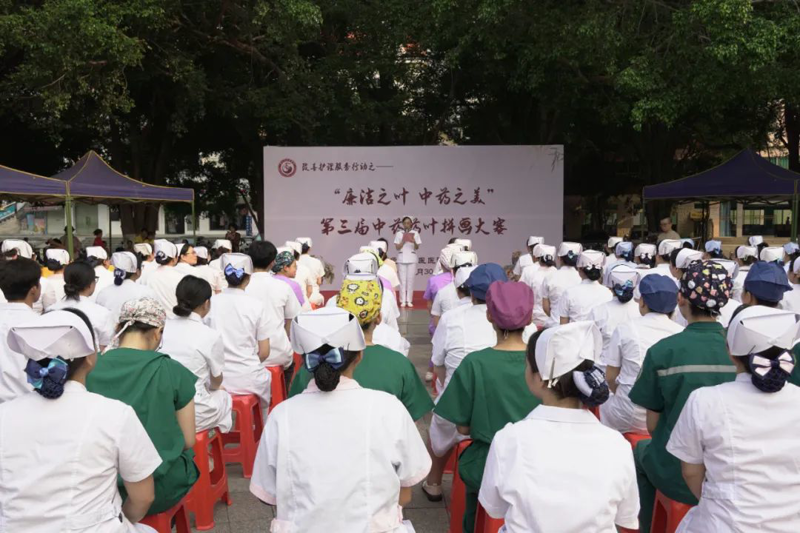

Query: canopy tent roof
left=51, top=151, right=194, bottom=204
left=643, top=149, right=800, bottom=203
left=0, top=165, right=67, bottom=202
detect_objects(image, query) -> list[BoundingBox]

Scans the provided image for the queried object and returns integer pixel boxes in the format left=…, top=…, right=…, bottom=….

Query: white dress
left=667, top=375, right=800, bottom=533
left=512, top=254, right=536, bottom=278
left=161, top=314, right=233, bottom=433
left=249, top=377, right=431, bottom=533
left=298, top=254, right=326, bottom=306
left=42, top=272, right=66, bottom=310
left=0, top=303, right=39, bottom=403
left=206, top=289, right=274, bottom=409
left=95, top=280, right=155, bottom=323
left=555, top=279, right=613, bottom=323
left=245, top=272, right=299, bottom=368
left=50, top=296, right=116, bottom=349
left=0, top=381, right=162, bottom=532
left=541, top=266, right=581, bottom=326
left=591, top=298, right=641, bottom=359
left=480, top=405, right=639, bottom=532
left=142, top=265, right=186, bottom=318
left=521, top=264, right=556, bottom=328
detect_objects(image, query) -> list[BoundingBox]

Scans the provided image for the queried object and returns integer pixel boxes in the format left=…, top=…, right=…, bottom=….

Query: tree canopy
left=0, top=0, right=798, bottom=233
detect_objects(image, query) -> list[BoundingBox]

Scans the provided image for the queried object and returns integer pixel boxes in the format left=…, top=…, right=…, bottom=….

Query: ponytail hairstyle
left=25, top=308, right=95, bottom=400
left=173, top=275, right=212, bottom=317
left=526, top=330, right=610, bottom=407
left=308, top=343, right=360, bottom=392
left=582, top=266, right=602, bottom=281
left=63, top=261, right=96, bottom=300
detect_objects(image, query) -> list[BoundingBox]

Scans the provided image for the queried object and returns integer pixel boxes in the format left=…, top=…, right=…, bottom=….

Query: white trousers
left=397, top=262, right=416, bottom=304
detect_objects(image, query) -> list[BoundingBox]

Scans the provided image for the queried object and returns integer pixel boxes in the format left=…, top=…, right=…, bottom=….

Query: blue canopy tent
left=642, top=149, right=800, bottom=240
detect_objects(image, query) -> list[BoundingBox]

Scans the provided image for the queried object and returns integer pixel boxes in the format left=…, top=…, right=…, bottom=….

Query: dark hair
left=301, top=243, right=311, bottom=254
left=735, top=346, right=793, bottom=393
left=174, top=275, right=212, bottom=317
left=612, top=282, right=636, bottom=304
left=686, top=299, right=717, bottom=317
left=708, top=250, right=724, bottom=259
left=225, top=269, right=249, bottom=287
left=377, top=238, right=389, bottom=259
left=637, top=254, right=656, bottom=268
left=561, top=254, right=578, bottom=267
left=311, top=343, right=360, bottom=392
left=744, top=291, right=780, bottom=308
left=456, top=284, right=471, bottom=297
left=582, top=266, right=602, bottom=281
left=93, top=229, right=103, bottom=236
left=179, top=244, right=194, bottom=261
left=402, top=216, right=413, bottom=224
left=669, top=248, right=681, bottom=268
left=539, top=256, right=556, bottom=267
left=0, top=258, right=41, bottom=301
left=526, top=331, right=599, bottom=403
left=31, top=308, right=96, bottom=399
left=228, top=223, right=238, bottom=231
left=249, top=241, right=278, bottom=270
left=155, top=252, right=173, bottom=266
left=45, top=250, right=66, bottom=273
left=757, top=242, right=769, bottom=256
left=63, top=261, right=96, bottom=300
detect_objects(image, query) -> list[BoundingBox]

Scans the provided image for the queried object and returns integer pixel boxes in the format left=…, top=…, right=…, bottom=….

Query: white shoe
left=425, top=371, right=434, bottom=382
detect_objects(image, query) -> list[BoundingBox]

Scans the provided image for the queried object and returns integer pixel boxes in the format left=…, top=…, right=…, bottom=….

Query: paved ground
left=191, top=308, right=452, bottom=532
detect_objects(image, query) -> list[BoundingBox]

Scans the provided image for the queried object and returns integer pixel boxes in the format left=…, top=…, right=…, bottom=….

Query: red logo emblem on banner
left=278, top=159, right=297, bottom=178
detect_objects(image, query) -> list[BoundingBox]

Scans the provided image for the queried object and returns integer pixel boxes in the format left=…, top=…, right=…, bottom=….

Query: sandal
left=421, top=481, right=444, bottom=502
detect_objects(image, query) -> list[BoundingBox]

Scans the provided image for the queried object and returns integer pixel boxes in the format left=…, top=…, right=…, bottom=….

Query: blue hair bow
left=25, top=358, right=68, bottom=390
left=224, top=263, right=245, bottom=280
left=304, top=347, right=346, bottom=371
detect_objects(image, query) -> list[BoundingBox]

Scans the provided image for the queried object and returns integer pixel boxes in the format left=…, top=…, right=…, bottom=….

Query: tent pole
left=191, top=201, right=196, bottom=242
left=108, top=205, right=113, bottom=252
left=65, top=189, right=74, bottom=259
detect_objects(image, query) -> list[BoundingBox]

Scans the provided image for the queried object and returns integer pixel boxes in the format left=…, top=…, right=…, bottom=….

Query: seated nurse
left=479, top=322, right=640, bottom=532
left=434, top=280, right=541, bottom=533
left=667, top=305, right=800, bottom=532
left=250, top=307, right=431, bottom=533
left=0, top=309, right=162, bottom=532
left=87, top=297, right=199, bottom=515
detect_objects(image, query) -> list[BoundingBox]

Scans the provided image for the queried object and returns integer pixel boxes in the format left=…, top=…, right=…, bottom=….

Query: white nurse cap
left=577, top=250, right=604, bottom=270
left=534, top=321, right=602, bottom=385
left=607, top=264, right=640, bottom=288
left=657, top=239, right=682, bottom=257
left=291, top=307, right=366, bottom=354
left=760, top=246, right=785, bottom=263
left=557, top=242, right=583, bottom=257
left=455, top=266, right=477, bottom=288
left=784, top=242, right=799, bottom=256
left=737, top=246, right=758, bottom=260
left=635, top=243, right=657, bottom=258
left=8, top=310, right=96, bottom=361
left=285, top=241, right=302, bottom=255
left=711, top=259, right=739, bottom=280
left=607, top=237, right=623, bottom=249
left=675, top=249, right=704, bottom=269
left=85, top=246, right=108, bottom=261
left=45, top=249, right=70, bottom=267
left=296, top=237, right=313, bottom=248
left=111, top=252, right=138, bottom=274
left=213, top=239, right=233, bottom=251
left=528, top=236, right=545, bottom=247
left=451, top=250, right=478, bottom=269
left=454, top=238, right=472, bottom=251
left=221, top=253, right=253, bottom=275
left=369, top=240, right=387, bottom=253
left=194, top=246, right=209, bottom=260
left=748, top=236, right=764, bottom=247
left=727, top=306, right=800, bottom=356
left=133, top=243, right=152, bottom=257
left=154, top=239, right=178, bottom=260
left=343, top=252, right=378, bottom=277
left=535, top=244, right=556, bottom=261
left=1, top=239, right=33, bottom=259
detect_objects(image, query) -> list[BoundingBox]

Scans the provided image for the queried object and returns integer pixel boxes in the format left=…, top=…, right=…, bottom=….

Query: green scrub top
left=87, top=348, right=200, bottom=514
left=628, top=321, right=736, bottom=503
left=289, top=344, right=434, bottom=421
left=433, top=348, right=540, bottom=490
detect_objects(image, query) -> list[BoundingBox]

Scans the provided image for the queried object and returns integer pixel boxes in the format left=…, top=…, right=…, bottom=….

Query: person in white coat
left=541, top=242, right=582, bottom=327
left=161, top=275, right=233, bottom=433
left=669, top=248, right=705, bottom=327
left=206, top=253, right=273, bottom=418
left=2, top=239, right=47, bottom=313
left=96, top=252, right=155, bottom=323
left=209, top=239, right=232, bottom=272
left=603, top=241, right=635, bottom=286
left=49, top=261, right=116, bottom=351
left=249, top=307, right=431, bottom=533
left=712, top=258, right=741, bottom=327
left=557, top=250, right=612, bottom=324
left=479, top=321, right=639, bottom=532
left=703, top=240, right=723, bottom=260
left=372, top=239, right=401, bottom=291
left=654, top=239, right=682, bottom=284
left=134, top=243, right=157, bottom=286
left=286, top=240, right=315, bottom=305
left=41, top=248, right=70, bottom=310
left=512, top=236, right=544, bottom=279
left=606, top=236, right=624, bottom=261
left=0, top=258, right=42, bottom=403
left=591, top=263, right=641, bottom=357
left=600, top=274, right=684, bottom=434
left=667, top=305, right=800, bottom=533
left=422, top=263, right=506, bottom=501
left=634, top=243, right=657, bottom=270
left=0, top=309, right=162, bottom=532
left=142, top=240, right=186, bottom=318
left=431, top=250, right=478, bottom=329
left=86, top=246, right=114, bottom=301
left=192, top=246, right=225, bottom=293
left=394, top=216, right=421, bottom=308
left=781, top=257, right=800, bottom=313
left=296, top=237, right=325, bottom=306
left=521, top=244, right=557, bottom=332
left=732, top=245, right=758, bottom=302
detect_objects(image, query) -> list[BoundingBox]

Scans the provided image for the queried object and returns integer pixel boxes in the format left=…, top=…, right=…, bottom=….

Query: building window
left=165, top=212, right=186, bottom=234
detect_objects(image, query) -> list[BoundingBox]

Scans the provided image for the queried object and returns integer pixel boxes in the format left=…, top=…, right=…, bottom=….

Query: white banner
left=263, top=146, right=564, bottom=290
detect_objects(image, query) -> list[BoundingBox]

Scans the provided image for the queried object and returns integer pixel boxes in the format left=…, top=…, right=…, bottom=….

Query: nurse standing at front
left=395, top=216, right=421, bottom=308
left=0, top=310, right=162, bottom=532
left=249, top=307, right=431, bottom=533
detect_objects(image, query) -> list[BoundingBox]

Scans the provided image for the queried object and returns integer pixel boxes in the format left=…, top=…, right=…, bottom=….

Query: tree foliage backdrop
left=0, top=0, right=798, bottom=234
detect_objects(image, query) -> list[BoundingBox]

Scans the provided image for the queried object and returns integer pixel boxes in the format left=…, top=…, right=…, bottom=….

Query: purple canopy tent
left=0, top=165, right=67, bottom=202
left=642, top=149, right=800, bottom=240
left=48, top=151, right=196, bottom=256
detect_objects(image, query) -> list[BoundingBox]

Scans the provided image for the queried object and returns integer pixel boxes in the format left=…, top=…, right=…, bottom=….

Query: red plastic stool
left=185, top=429, right=232, bottom=530
left=448, top=439, right=473, bottom=533
left=623, top=432, right=650, bottom=450
left=651, top=490, right=693, bottom=533
left=474, top=502, right=505, bottom=532
left=267, top=366, right=287, bottom=413
left=140, top=498, right=191, bottom=533
left=222, top=394, right=264, bottom=479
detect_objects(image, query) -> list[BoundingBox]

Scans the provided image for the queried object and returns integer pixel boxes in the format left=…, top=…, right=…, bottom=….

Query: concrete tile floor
left=190, top=308, right=451, bottom=533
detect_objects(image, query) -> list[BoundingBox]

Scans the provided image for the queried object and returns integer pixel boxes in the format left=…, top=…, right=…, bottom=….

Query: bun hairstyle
left=311, top=344, right=360, bottom=392
left=63, top=261, right=96, bottom=300
left=582, top=266, right=602, bottom=281
left=155, top=252, right=172, bottom=266
left=735, top=347, right=794, bottom=393
left=46, top=252, right=66, bottom=273
left=561, top=253, right=579, bottom=267
left=28, top=308, right=95, bottom=400
left=224, top=266, right=248, bottom=287
left=638, top=253, right=655, bottom=268
left=526, top=330, right=610, bottom=407
left=173, top=275, right=212, bottom=317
